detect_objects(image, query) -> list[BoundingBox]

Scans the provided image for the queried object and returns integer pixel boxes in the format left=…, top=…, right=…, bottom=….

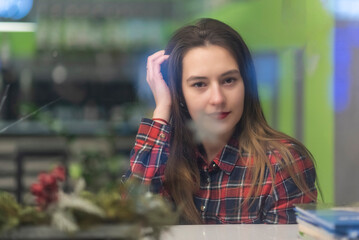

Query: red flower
left=31, top=165, right=66, bottom=210
left=51, top=166, right=66, bottom=182
left=36, top=196, right=46, bottom=206
left=38, top=173, right=57, bottom=187
left=30, top=183, right=43, bottom=195
left=44, top=183, right=58, bottom=193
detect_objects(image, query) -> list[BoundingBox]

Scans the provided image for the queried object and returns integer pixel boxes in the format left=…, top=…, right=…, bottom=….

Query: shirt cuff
left=136, top=118, right=171, bottom=146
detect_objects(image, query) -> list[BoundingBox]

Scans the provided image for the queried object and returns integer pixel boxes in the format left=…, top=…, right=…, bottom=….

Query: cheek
left=183, top=96, right=199, bottom=120
left=238, top=91, right=245, bottom=107
left=183, top=92, right=209, bottom=121
left=232, top=87, right=245, bottom=114
left=182, top=86, right=201, bottom=119
left=240, top=94, right=245, bottom=116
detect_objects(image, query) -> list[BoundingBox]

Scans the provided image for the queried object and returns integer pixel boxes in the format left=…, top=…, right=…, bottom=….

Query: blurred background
left=0, top=0, right=358, bottom=206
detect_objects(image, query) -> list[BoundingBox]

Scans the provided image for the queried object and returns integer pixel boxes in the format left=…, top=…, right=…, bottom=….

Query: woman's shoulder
left=267, top=139, right=314, bottom=168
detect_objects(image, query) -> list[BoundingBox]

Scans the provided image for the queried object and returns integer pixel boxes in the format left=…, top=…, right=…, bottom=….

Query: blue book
left=295, top=203, right=359, bottom=239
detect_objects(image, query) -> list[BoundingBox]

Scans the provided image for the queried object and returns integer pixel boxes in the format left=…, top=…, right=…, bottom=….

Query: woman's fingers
left=146, top=50, right=169, bottom=84
left=147, top=50, right=165, bottom=77
left=145, top=50, right=172, bottom=113
left=147, top=50, right=165, bottom=62
left=152, top=54, right=169, bottom=81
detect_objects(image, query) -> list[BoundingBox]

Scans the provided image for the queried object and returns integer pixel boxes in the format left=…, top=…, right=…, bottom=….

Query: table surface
left=160, top=224, right=300, bottom=240
left=0, top=224, right=300, bottom=240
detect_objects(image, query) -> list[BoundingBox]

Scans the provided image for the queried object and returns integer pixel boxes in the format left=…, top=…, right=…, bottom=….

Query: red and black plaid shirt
left=126, top=118, right=317, bottom=224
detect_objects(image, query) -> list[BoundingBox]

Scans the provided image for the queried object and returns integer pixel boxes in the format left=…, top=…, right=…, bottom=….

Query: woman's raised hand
left=146, top=50, right=171, bottom=121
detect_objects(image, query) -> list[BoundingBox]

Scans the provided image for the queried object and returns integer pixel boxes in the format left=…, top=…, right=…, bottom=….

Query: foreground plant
left=0, top=166, right=178, bottom=239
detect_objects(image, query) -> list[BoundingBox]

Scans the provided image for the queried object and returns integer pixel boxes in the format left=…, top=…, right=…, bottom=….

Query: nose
left=209, top=84, right=225, bottom=106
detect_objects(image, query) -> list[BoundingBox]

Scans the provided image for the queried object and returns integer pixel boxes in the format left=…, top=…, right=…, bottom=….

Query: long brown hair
left=163, top=18, right=317, bottom=224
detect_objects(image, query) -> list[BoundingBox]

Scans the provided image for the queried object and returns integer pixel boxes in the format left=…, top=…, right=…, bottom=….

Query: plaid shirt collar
left=196, top=136, right=240, bottom=175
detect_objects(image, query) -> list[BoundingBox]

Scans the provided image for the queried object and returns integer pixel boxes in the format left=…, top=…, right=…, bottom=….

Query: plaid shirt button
left=159, top=133, right=166, bottom=139
left=201, top=205, right=206, bottom=212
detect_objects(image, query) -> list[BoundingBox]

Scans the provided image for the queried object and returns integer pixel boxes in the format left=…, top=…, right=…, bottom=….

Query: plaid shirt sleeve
left=126, top=118, right=171, bottom=195
left=262, top=147, right=317, bottom=224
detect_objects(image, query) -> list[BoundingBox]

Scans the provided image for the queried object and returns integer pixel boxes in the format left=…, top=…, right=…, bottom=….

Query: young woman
left=126, top=18, right=317, bottom=224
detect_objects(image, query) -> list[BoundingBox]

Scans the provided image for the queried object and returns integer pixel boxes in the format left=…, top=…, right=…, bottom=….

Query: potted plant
left=0, top=166, right=178, bottom=240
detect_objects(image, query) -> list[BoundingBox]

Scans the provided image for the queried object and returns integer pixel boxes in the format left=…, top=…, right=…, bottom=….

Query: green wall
left=203, top=0, right=334, bottom=203
left=0, top=32, right=36, bottom=59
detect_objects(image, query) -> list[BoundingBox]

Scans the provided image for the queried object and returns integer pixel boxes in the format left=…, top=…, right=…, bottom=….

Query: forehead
left=182, top=45, right=238, bottom=76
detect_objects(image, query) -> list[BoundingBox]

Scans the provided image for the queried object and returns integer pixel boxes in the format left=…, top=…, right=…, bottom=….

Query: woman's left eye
left=223, top=78, right=236, bottom=85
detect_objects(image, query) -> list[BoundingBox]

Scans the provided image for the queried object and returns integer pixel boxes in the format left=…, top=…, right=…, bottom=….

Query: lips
left=211, top=112, right=231, bottom=120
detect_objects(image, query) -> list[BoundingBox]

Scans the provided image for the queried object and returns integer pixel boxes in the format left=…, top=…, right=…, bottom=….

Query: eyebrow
left=186, top=69, right=240, bottom=82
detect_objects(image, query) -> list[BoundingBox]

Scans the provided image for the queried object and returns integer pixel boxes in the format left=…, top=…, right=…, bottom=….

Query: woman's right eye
left=193, top=82, right=206, bottom=88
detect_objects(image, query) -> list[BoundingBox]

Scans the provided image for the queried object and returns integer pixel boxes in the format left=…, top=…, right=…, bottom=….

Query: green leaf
left=52, top=210, right=78, bottom=233
left=58, top=192, right=105, bottom=218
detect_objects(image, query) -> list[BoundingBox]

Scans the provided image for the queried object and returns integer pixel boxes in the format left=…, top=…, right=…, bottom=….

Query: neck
left=202, top=141, right=225, bottom=163
left=201, top=130, right=233, bottom=163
